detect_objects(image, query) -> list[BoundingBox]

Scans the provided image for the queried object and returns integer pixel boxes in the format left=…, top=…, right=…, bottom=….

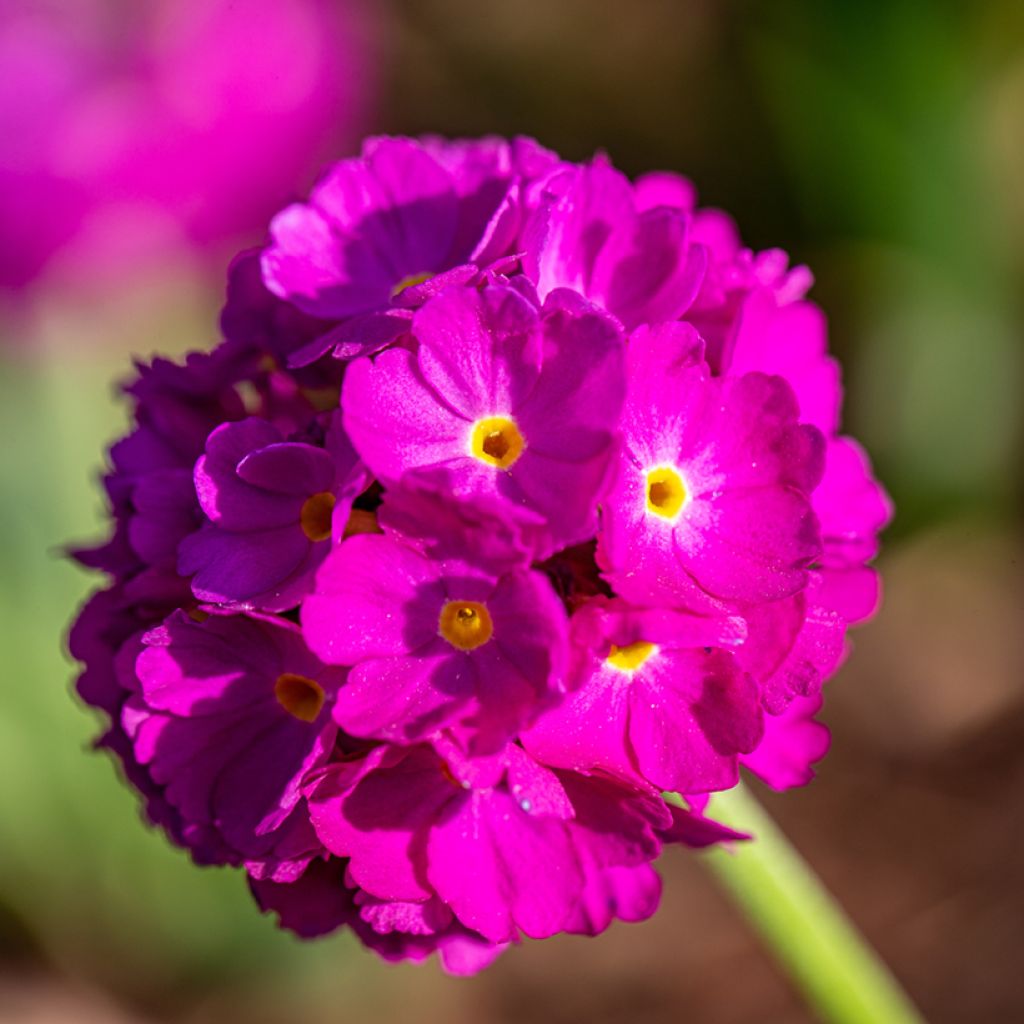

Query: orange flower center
left=274, top=673, right=326, bottom=722
left=300, top=491, right=336, bottom=541
left=438, top=600, right=494, bottom=651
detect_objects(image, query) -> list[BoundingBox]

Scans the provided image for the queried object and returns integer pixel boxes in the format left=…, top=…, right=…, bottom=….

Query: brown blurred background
left=2, top=1, right=1023, bottom=1021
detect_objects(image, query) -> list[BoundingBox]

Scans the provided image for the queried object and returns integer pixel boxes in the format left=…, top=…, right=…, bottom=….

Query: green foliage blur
left=1, top=2, right=1021, bottom=1020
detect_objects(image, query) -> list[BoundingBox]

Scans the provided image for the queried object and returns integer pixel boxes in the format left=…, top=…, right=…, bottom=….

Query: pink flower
left=307, top=741, right=732, bottom=945
left=523, top=156, right=707, bottom=330
left=343, top=282, right=626, bottom=554
left=601, top=322, right=825, bottom=609
left=68, top=135, right=890, bottom=973
left=522, top=598, right=763, bottom=793
left=301, top=517, right=569, bottom=754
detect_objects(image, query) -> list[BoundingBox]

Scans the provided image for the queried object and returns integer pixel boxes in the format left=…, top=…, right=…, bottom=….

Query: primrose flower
left=178, top=414, right=369, bottom=611
left=523, top=156, right=707, bottom=330
left=301, top=518, right=569, bottom=753
left=69, top=135, right=889, bottom=975
left=128, top=611, right=346, bottom=877
left=307, top=740, right=732, bottom=946
left=262, top=135, right=561, bottom=363
left=343, top=282, right=626, bottom=554
left=522, top=598, right=763, bottom=794
left=601, top=322, right=825, bottom=610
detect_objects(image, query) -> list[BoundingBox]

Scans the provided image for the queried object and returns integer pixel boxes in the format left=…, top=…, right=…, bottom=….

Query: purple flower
left=522, top=598, right=763, bottom=794
left=301, top=514, right=569, bottom=754
left=178, top=414, right=369, bottom=611
left=262, top=136, right=556, bottom=322
left=68, top=135, right=890, bottom=974
left=741, top=694, right=830, bottom=791
left=523, top=155, right=707, bottom=330
left=601, top=322, right=825, bottom=609
left=344, top=282, right=626, bottom=555
left=307, top=741, right=725, bottom=946
left=250, top=858, right=508, bottom=975
left=127, top=611, right=345, bottom=876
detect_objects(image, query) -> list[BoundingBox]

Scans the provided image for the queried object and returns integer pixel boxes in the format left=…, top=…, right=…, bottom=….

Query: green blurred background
left=2, top=2, right=1022, bottom=1021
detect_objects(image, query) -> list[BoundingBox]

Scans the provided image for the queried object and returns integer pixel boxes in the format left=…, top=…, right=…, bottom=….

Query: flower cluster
left=70, top=136, right=890, bottom=974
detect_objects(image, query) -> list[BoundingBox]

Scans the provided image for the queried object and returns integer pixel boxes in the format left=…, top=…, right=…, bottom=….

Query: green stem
left=699, top=782, right=923, bottom=1024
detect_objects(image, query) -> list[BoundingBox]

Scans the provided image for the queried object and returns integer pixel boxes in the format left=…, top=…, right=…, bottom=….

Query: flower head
left=69, top=135, right=889, bottom=974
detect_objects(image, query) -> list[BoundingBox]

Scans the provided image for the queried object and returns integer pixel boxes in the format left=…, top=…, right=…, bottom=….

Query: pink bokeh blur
left=0, top=0, right=380, bottom=292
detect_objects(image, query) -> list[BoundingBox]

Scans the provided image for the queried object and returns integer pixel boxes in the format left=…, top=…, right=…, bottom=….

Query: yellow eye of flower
left=300, top=491, right=336, bottom=541
left=645, top=466, right=688, bottom=519
left=439, top=600, right=494, bottom=651
left=470, top=416, right=525, bottom=469
left=606, top=640, right=658, bottom=672
left=274, top=673, right=326, bottom=722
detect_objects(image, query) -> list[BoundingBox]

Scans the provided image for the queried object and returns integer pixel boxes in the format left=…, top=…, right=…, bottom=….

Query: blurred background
left=1, top=1, right=1022, bottom=1021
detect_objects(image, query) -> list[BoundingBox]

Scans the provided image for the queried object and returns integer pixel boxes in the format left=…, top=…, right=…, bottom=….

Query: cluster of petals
left=70, top=134, right=890, bottom=974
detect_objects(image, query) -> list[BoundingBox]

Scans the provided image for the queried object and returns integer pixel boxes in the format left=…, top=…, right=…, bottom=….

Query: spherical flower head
left=344, top=281, right=626, bottom=556
left=601, top=321, right=825, bottom=610
left=67, top=134, right=891, bottom=974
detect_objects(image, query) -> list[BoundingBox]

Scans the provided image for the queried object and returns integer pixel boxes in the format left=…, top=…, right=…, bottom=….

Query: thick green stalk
left=700, top=783, right=924, bottom=1024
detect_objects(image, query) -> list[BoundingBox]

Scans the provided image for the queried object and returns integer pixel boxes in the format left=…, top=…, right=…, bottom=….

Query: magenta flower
left=344, top=282, right=626, bottom=554
left=630, top=170, right=813, bottom=368
left=302, top=522, right=569, bottom=753
left=522, top=598, right=763, bottom=794
left=178, top=414, right=369, bottom=611
left=307, top=740, right=730, bottom=945
left=737, top=578, right=847, bottom=715
left=741, top=694, right=830, bottom=792
left=127, top=611, right=345, bottom=877
left=601, top=321, right=825, bottom=609
left=69, top=135, right=890, bottom=974
left=262, top=136, right=559, bottom=325
left=523, top=156, right=707, bottom=330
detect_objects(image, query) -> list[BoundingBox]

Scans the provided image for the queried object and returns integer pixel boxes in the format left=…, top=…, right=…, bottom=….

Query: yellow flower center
left=470, top=416, right=525, bottom=469
left=438, top=600, right=494, bottom=651
left=300, top=491, right=336, bottom=542
left=606, top=640, right=658, bottom=672
left=390, top=271, right=434, bottom=298
left=645, top=466, right=688, bottom=519
left=274, top=673, right=326, bottom=722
